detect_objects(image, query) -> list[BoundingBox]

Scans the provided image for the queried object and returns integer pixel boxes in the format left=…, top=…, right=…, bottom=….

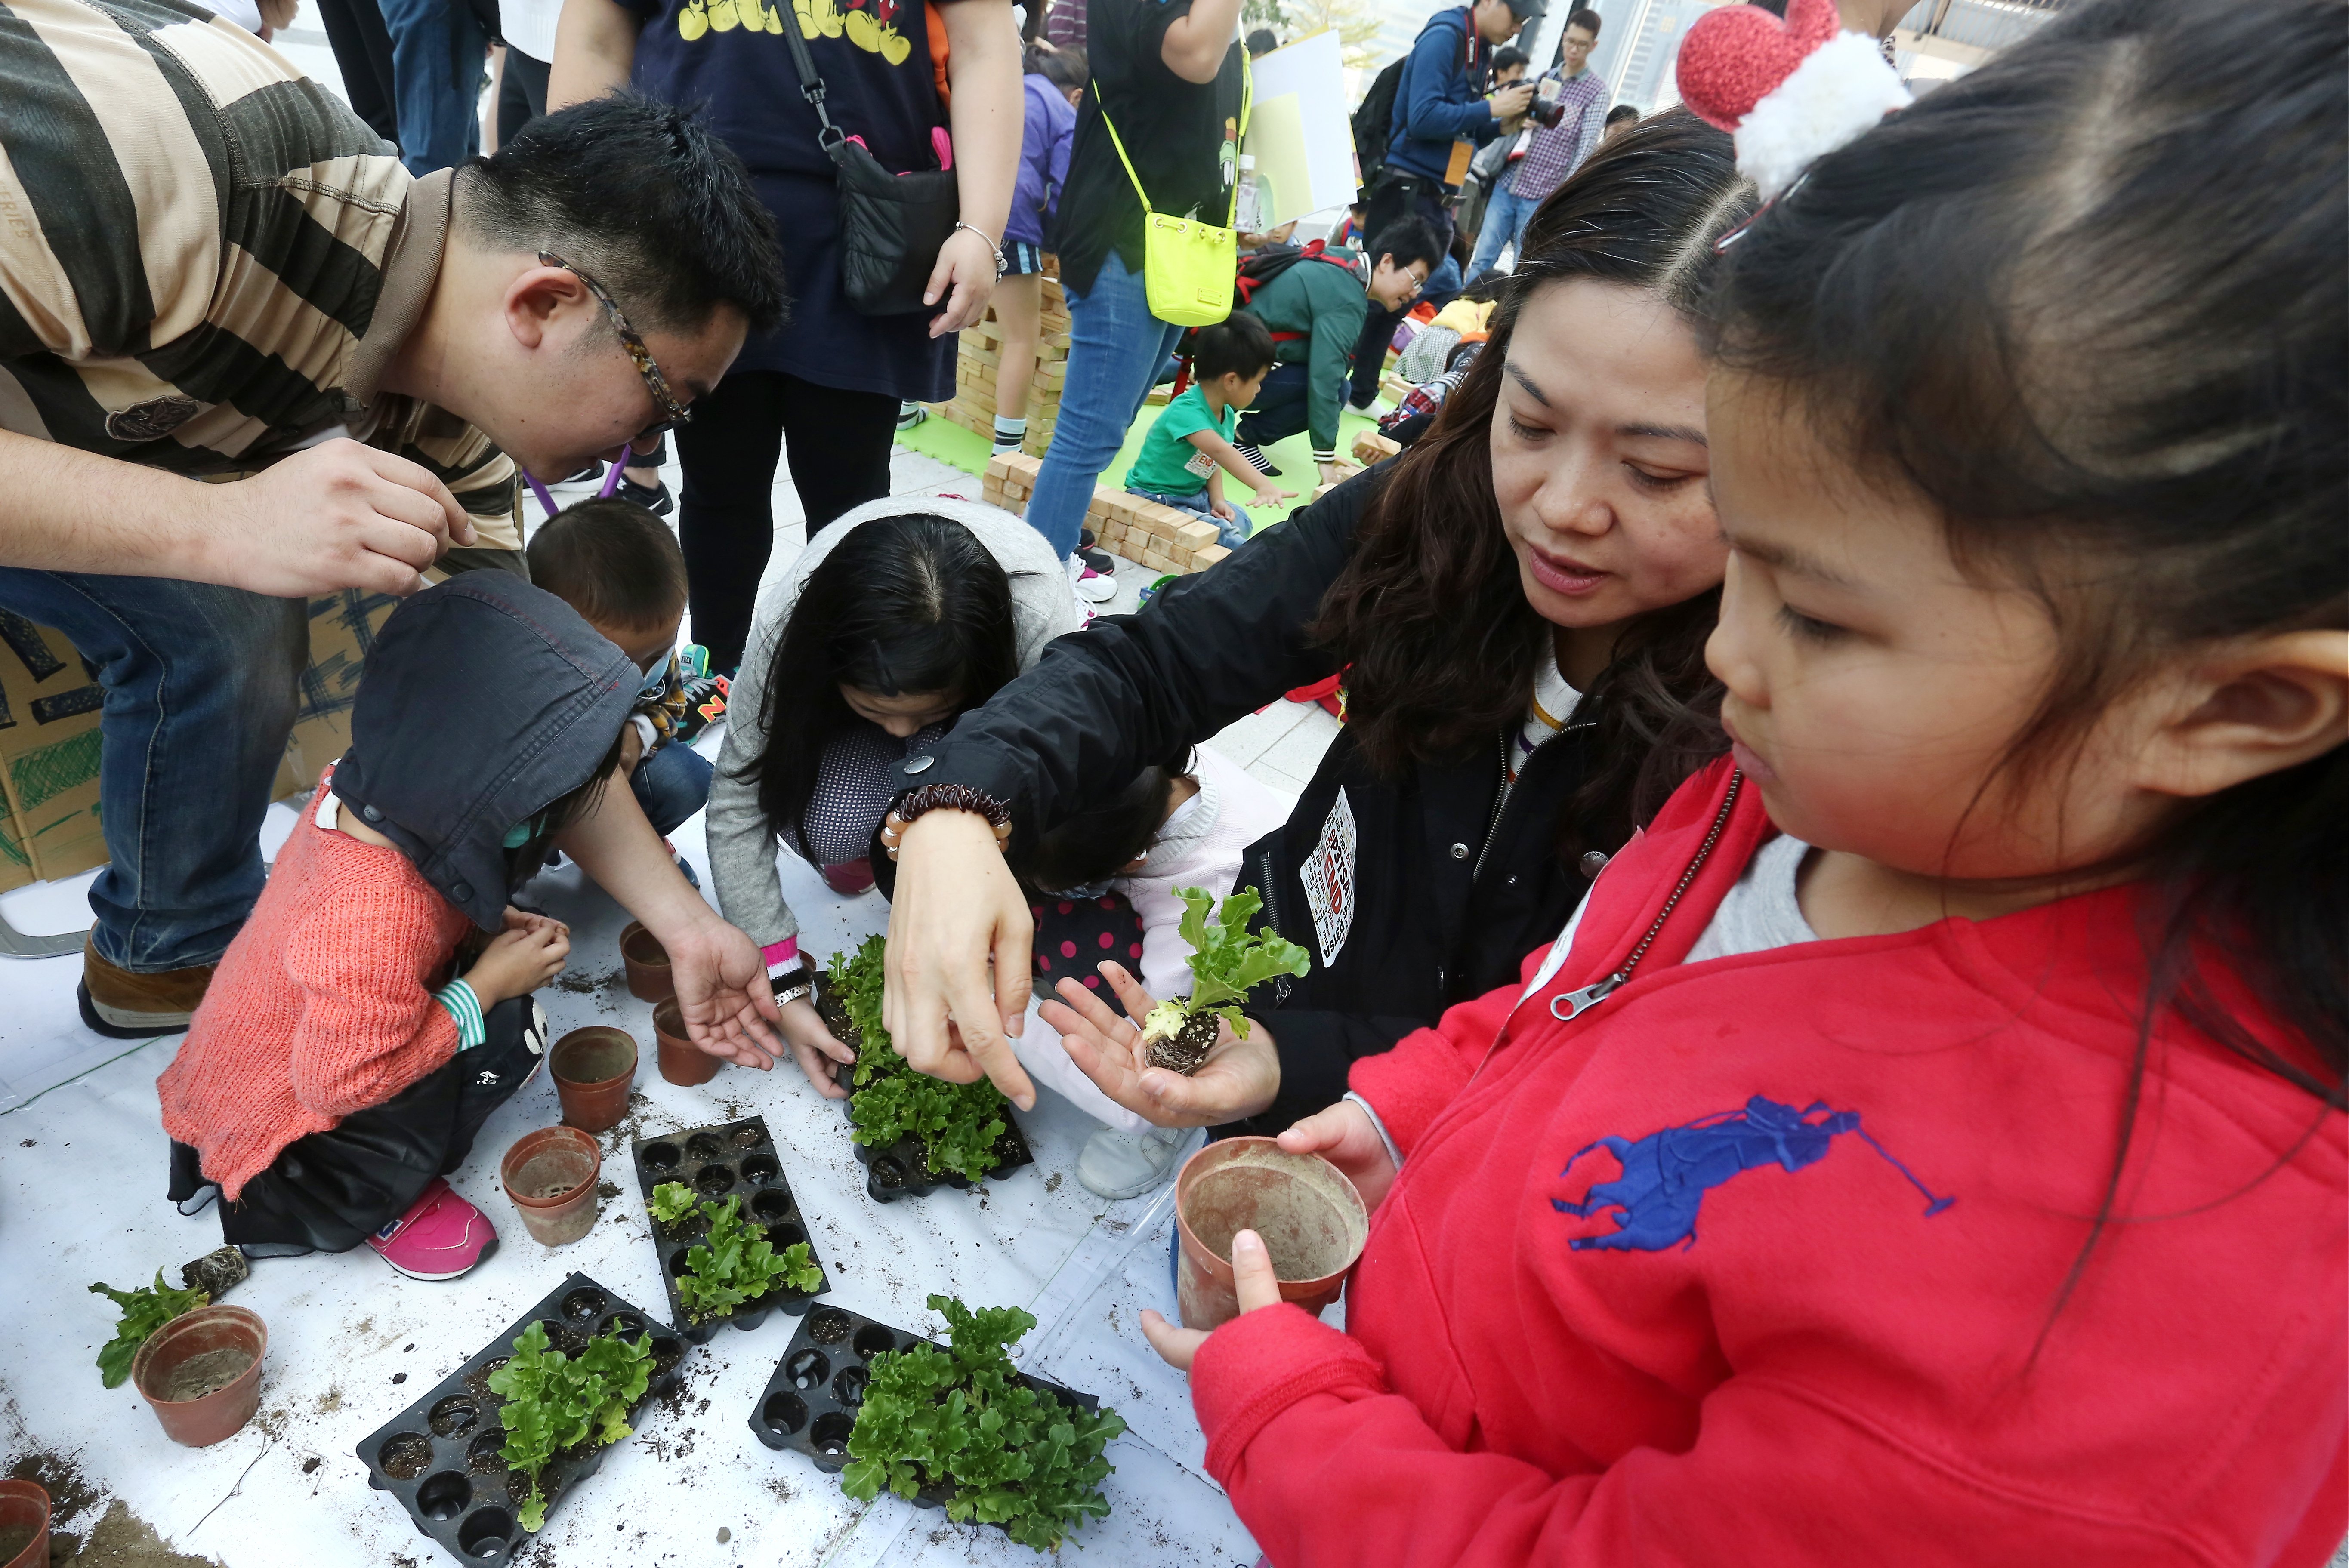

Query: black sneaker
left=1233, top=443, right=1281, bottom=477
left=1078, top=546, right=1114, bottom=573
left=1080, top=528, right=1098, bottom=548
left=614, top=472, right=673, bottom=516
left=673, top=670, right=730, bottom=742
left=553, top=459, right=603, bottom=487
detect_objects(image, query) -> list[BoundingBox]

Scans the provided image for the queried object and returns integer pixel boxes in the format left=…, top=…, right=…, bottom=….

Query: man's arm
left=1305, top=308, right=1355, bottom=465
left=1162, top=0, right=1243, bottom=84
left=0, top=428, right=470, bottom=595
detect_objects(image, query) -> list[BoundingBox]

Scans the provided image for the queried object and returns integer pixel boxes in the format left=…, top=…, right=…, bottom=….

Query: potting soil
left=629, top=1115, right=833, bottom=1343
left=155, top=1349, right=254, bottom=1405
left=0, top=1522, right=37, bottom=1559
left=0, top=815, right=1265, bottom=1568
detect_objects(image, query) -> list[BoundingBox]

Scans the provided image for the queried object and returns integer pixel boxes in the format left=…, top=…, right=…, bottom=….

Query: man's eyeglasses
left=538, top=250, right=693, bottom=435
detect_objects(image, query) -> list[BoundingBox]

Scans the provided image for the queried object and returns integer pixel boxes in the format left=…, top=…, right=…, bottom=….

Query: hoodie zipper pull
left=1551, top=973, right=1621, bottom=1020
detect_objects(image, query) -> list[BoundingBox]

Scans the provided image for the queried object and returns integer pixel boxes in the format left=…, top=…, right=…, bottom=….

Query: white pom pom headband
left=1675, top=0, right=1912, bottom=202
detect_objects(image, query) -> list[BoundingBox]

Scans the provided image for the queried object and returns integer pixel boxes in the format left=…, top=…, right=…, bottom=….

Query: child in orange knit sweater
left=159, top=575, right=652, bottom=1280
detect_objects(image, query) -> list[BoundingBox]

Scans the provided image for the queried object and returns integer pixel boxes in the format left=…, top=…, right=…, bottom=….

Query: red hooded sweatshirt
left=1190, top=758, right=2348, bottom=1568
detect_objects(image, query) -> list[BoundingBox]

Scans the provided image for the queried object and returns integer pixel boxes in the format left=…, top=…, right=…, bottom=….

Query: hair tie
left=1675, top=0, right=1911, bottom=201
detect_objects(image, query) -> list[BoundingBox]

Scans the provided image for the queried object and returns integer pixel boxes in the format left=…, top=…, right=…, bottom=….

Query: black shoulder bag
left=779, top=14, right=961, bottom=316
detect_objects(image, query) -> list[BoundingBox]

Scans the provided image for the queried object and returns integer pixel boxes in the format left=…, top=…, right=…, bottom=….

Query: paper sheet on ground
left=0, top=810, right=1259, bottom=1568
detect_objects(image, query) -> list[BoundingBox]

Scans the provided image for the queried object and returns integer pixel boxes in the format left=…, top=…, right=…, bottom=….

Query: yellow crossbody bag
left=1093, top=53, right=1253, bottom=327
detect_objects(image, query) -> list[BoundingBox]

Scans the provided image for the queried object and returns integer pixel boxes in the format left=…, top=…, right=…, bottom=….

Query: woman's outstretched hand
left=1040, top=961, right=1280, bottom=1127
left=1141, top=1228, right=1283, bottom=1374
left=882, top=809, right=1040, bottom=1109
left=1278, top=1099, right=1399, bottom=1215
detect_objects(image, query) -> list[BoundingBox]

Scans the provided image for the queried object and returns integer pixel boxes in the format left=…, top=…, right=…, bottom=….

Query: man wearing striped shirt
left=1466, top=7, right=1610, bottom=282
left=0, top=0, right=786, bottom=1036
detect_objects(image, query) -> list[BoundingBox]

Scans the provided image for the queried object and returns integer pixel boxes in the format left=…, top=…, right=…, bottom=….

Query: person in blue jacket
left=1348, top=0, right=1538, bottom=410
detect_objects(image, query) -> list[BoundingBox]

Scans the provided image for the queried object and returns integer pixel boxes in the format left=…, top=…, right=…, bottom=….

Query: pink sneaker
left=367, top=1179, right=498, bottom=1281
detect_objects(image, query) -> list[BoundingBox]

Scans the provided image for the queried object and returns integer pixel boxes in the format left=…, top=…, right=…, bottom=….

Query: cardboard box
left=0, top=610, right=105, bottom=893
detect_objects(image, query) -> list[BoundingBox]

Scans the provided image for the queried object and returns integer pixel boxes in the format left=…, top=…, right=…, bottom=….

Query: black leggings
left=1349, top=174, right=1457, bottom=408
left=673, top=370, right=899, bottom=674
left=169, top=994, right=546, bottom=1255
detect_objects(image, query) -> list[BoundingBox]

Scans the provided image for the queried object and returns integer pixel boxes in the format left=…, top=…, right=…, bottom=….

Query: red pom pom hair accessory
left=1675, top=0, right=1911, bottom=206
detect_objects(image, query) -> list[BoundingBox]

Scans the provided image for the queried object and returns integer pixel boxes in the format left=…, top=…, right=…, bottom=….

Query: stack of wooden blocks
left=982, top=453, right=1233, bottom=576
left=929, top=264, right=1070, bottom=457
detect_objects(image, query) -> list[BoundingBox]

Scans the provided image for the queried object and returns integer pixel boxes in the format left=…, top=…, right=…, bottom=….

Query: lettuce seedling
left=831, top=936, right=1015, bottom=1183
left=673, top=1194, right=795, bottom=1321
left=780, top=1241, right=823, bottom=1295
left=841, top=1294, right=1125, bottom=1552
left=1138, top=887, right=1311, bottom=1073
left=90, top=1271, right=210, bottom=1389
left=488, top=1319, right=652, bottom=1532
left=646, top=1181, right=698, bottom=1227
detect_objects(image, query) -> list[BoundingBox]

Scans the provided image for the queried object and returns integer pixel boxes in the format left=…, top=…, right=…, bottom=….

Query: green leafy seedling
left=1139, top=886, right=1311, bottom=1071
left=488, top=1319, right=653, bottom=1532
left=780, top=1241, right=823, bottom=1295
left=90, top=1271, right=208, bottom=1389
left=673, top=1195, right=795, bottom=1322
left=833, top=936, right=1014, bottom=1183
left=840, top=1293, right=1125, bottom=1553
left=647, top=1181, right=698, bottom=1227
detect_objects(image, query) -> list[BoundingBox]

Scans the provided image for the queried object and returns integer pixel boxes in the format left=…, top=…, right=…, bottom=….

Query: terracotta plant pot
left=550, top=1026, right=637, bottom=1133
left=619, top=921, right=673, bottom=1003
left=0, top=1480, right=50, bottom=1568
left=130, top=1304, right=268, bottom=1447
left=653, top=998, right=718, bottom=1087
left=1173, top=1138, right=1370, bottom=1332
left=500, top=1125, right=603, bottom=1246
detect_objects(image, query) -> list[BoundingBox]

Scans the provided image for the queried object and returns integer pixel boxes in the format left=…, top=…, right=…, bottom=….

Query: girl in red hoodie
left=1140, top=2, right=2349, bottom=1563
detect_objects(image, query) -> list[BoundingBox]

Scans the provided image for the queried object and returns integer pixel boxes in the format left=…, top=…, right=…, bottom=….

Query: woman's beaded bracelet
left=879, top=783, right=1014, bottom=862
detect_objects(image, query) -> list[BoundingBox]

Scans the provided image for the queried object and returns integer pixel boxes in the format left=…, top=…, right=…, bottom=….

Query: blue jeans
left=1234, top=362, right=1314, bottom=453
left=630, top=739, right=714, bottom=837
left=377, top=0, right=485, bottom=176
left=1025, top=251, right=1187, bottom=558
left=0, top=571, right=307, bottom=973
left=1127, top=486, right=1249, bottom=551
left=1468, top=181, right=1540, bottom=282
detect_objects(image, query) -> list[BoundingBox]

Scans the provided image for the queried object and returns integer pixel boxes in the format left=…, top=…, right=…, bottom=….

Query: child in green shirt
left=1125, top=312, right=1296, bottom=548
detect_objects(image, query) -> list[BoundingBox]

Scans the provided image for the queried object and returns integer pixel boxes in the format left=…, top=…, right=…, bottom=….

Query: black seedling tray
left=830, top=1061, right=1035, bottom=1204
left=630, top=1115, right=832, bottom=1342
left=748, top=1303, right=1099, bottom=1524
left=357, top=1273, right=685, bottom=1564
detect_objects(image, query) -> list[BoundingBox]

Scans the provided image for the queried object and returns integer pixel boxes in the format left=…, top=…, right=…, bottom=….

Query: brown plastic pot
left=653, top=998, right=719, bottom=1087
left=0, top=1480, right=50, bottom=1568
left=500, top=1124, right=603, bottom=1246
left=620, top=921, right=674, bottom=1003
left=1173, top=1137, right=1370, bottom=1331
left=130, top=1304, right=267, bottom=1447
left=550, top=1025, right=637, bottom=1132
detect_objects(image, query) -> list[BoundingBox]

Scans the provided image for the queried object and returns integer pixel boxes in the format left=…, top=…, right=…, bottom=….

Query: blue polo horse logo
left=1551, top=1096, right=1954, bottom=1252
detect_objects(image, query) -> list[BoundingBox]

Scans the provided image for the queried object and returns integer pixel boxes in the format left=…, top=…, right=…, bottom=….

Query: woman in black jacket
left=876, top=111, right=1753, bottom=1130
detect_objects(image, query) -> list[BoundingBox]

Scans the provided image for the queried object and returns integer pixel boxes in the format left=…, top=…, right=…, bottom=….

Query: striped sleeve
left=432, top=977, right=488, bottom=1049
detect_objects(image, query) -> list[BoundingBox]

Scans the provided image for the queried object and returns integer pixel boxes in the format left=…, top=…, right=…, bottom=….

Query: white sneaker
left=1077, top=1125, right=1195, bottom=1200
left=1344, top=398, right=1378, bottom=417
left=1067, top=554, right=1116, bottom=605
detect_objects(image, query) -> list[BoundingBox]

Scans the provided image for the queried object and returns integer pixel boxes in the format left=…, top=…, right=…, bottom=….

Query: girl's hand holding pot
left=1041, top=960, right=1280, bottom=1127
left=1141, top=1229, right=1281, bottom=1374
left=1278, top=1099, right=1398, bottom=1215
left=777, top=993, right=856, bottom=1100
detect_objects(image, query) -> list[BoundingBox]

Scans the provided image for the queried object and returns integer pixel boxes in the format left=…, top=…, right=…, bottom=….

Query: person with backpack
left=1348, top=0, right=1540, bottom=410
left=1226, top=218, right=1447, bottom=485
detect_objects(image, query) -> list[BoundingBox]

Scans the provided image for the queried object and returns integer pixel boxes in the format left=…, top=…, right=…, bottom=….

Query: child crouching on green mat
left=1126, top=312, right=1296, bottom=549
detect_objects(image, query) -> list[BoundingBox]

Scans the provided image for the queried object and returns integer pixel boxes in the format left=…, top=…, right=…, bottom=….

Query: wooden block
left=1142, top=548, right=1177, bottom=572
left=998, top=452, right=1043, bottom=479
left=1172, top=519, right=1219, bottom=553
left=1352, top=430, right=1402, bottom=467
left=1312, top=481, right=1342, bottom=502
left=1193, top=543, right=1232, bottom=570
